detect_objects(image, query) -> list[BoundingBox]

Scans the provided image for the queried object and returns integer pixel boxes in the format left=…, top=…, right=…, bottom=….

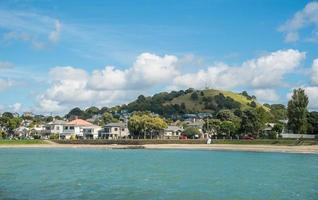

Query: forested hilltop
left=67, top=88, right=287, bottom=122
left=119, top=88, right=284, bottom=120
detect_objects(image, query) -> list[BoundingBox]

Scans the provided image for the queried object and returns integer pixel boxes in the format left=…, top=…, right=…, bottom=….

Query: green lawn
left=0, top=140, right=48, bottom=145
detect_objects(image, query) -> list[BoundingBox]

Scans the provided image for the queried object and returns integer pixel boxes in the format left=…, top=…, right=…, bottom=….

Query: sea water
left=0, top=148, right=317, bottom=200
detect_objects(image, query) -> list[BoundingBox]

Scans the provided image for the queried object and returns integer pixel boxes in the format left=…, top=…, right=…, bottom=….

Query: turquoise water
left=0, top=149, right=317, bottom=200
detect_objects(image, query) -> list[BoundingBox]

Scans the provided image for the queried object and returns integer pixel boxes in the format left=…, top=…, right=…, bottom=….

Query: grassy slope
left=167, top=89, right=270, bottom=112
left=0, top=140, right=48, bottom=145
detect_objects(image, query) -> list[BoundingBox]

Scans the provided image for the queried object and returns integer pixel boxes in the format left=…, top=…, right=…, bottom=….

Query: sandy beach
left=1, top=142, right=318, bottom=154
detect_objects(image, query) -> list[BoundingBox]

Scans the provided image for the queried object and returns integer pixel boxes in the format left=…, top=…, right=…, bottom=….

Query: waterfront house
left=100, top=122, right=130, bottom=139
left=61, top=118, right=101, bottom=139
left=33, top=124, right=46, bottom=132
left=14, top=126, right=29, bottom=138
left=262, top=123, right=276, bottom=133
left=163, top=126, right=183, bottom=139
left=45, top=119, right=67, bottom=137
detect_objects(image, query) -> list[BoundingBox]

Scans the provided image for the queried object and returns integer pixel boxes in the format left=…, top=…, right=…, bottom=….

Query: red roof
left=66, top=119, right=94, bottom=126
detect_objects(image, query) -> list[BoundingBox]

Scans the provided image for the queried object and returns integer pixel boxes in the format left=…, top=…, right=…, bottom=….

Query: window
left=122, top=128, right=125, bottom=131
left=114, top=128, right=118, bottom=131
left=64, top=126, right=68, bottom=130
left=56, top=126, right=60, bottom=130
left=70, top=126, right=74, bottom=130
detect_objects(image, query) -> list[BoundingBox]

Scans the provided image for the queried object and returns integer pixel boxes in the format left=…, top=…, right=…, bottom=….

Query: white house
left=100, top=122, right=130, bottom=139
left=163, top=126, right=183, bottom=139
left=32, top=124, right=46, bottom=132
left=45, top=120, right=67, bottom=136
left=61, top=118, right=101, bottom=139
left=14, top=126, right=29, bottom=138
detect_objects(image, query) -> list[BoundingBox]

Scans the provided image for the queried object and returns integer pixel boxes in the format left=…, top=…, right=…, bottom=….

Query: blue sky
left=0, top=0, right=318, bottom=114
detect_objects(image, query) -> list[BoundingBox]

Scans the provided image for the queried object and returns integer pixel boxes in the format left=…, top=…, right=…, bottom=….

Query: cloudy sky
left=0, top=0, right=318, bottom=114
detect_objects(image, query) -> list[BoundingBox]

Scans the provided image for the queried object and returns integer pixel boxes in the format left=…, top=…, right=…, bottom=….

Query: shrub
left=33, top=135, right=41, bottom=139
left=70, top=134, right=76, bottom=140
left=49, top=133, right=59, bottom=140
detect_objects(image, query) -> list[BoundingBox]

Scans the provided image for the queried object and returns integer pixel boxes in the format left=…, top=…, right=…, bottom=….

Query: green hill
left=167, top=89, right=269, bottom=112
left=122, top=88, right=269, bottom=117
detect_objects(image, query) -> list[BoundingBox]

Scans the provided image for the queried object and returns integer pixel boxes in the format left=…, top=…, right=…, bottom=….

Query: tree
left=0, top=130, right=7, bottom=139
left=270, top=104, right=287, bottom=121
left=66, top=107, right=86, bottom=119
left=7, top=117, right=21, bottom=134
left=240, top=110, right=261, bottom=135
left=272, top=123, right=284, bottom=134
left=128, top=112, right=167, bottom=139
left=241, top=91, right=252, bottom=100
left=203, top=119, right=221, bottom=135
left=183, top=127, right=200, bottom=139
left=191, top=92, right=199, bottom=101
left=216, top=109, right=236, bottom=121
left=250, top=101, right=257, bottom=108
left=255, top=107, right=272, bottom=127
left=2, top=112, right=13, bottom=118
left=46, top=116, right=54, bottom=122
left=287, top=88, right=309, bottom=134
left=220, top=121, right=235, bottom=137
left=102, top=112, right=118, bottom=125
left=85, top=106, right=100, bottom=117
left=99, top=107, right=109, bottom=114
left=307, top=111, right=318, bottom=134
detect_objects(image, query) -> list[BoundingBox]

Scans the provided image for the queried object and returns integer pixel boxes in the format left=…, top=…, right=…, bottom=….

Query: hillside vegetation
left=167, top=89, right=269, bottom=112
left=122, top=88, right=270, bottom=118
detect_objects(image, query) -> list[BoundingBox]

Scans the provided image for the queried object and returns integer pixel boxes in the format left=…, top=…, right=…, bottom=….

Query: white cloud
left=0, top=61, right=14, bottom=69
left=37, top=98, right=65, bottom=113
left=254, top=89, right=279, bottom=103
left=50, top=66, right=88, bottom=81
left=87, top=53, right=179, bottom=90
left=38, top=53, right=178, bottom=114
left=0, top=10, right=62, bottom=48
left=0, top=79, right=13, bottom=91
left=10, top=103, right=22, bottom=112
left=48, top=20, right=61, bottom=43
left=88, top=66, right=127, bottom=90
left=37, top=49, right=309, bottom=114
left=131, top=53, right=179, bottom=85
left=279, top=2, right=318, bottom=42
left=170, top=49, right=305, bottom=90
left=302, top=87, right=318, bottom=110
left=310, top=59, right=318, bottom=85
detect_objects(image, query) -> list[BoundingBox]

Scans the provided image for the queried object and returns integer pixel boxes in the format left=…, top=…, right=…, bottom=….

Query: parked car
left=241, top=135, right=255, bottom=140
left=179, top=134, right=188, bottom=140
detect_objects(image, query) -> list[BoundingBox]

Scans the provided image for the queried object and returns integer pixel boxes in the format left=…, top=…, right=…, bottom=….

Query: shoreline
left=0, top=143, right=318, bottom=154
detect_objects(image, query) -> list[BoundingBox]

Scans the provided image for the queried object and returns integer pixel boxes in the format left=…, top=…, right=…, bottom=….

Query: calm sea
left=0, top=148, right=317, bottom=200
